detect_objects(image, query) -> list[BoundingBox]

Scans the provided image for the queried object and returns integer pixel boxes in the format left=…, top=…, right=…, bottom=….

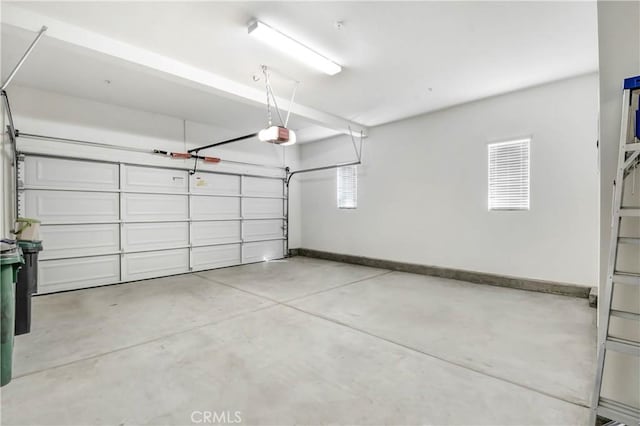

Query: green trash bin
left=1, top=242, right=24, bottom=387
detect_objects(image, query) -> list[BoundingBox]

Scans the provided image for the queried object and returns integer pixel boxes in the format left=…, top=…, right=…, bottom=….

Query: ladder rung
left=611, top=309, right=640, bottom=321
left=625, top=143, right=640, bottom=151
left=606, top=337, right=640, bottom=356
left=620, top=208, right=640, bottom=217
left=613, top=273, right=640, bottom=285
left=619, top=237, right=640, bottom=245
left=598, top=397, right=640, bottom=426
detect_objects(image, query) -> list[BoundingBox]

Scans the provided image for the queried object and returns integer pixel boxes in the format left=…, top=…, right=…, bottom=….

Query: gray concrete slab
left=291, top=271, right=596, bottom=407
left=1, top=305, right=588, bottom=426
left=12, top=273, right=273, bottom=377
left=196, top=256, right=388, bottom=302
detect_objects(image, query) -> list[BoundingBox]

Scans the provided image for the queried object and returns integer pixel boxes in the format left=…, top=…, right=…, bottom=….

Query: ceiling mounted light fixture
left=248, top=20, right=342, bottom=76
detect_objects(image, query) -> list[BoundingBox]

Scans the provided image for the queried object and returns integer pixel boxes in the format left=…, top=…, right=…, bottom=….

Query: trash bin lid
left=0, top=241, right=24, bottom=265
left=0, top=252, right=23, bottom=265
left=1, top=239, right=17, bottom=253
left=17, top=240, right=43, bottom=252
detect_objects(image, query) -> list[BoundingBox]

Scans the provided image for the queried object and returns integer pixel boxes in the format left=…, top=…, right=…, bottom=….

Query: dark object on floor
left=15, top=240, right=43, bottom=336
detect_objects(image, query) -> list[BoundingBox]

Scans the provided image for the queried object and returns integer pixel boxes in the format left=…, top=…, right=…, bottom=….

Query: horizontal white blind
left=488, top=139, right=530, bottom=210
left=337, top=165, right=357, bottom=209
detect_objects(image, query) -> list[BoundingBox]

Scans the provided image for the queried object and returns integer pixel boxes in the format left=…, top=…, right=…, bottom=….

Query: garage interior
left=0, top=2, right=638, bottom=426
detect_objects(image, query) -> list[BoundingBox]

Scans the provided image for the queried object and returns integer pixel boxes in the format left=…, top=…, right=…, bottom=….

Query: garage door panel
left=242, top=177, right=283, bottom=197
left=24, top=157, right=118, bottom=190
left=122, top=193, right=188, bottom=221
left=192, top=221, right=241, bottom=246
left=38, top=255, right=120, bottom=294
left=24, top=155, right=286, bottom=292
left=192, top=244, right=241, bottom=271
left=122, top=249, right=189, bottom=281
left=242, top=240, right=284, bottom=264
left=25, top=190, right=119, bottom=223
left=124, top=222, right=189, bottom=252
left=191, top=172, right=240, bottom=195
left=39, top=224, right=119, bottom=260
left=243, top=198, right=283, bottom=218
left=122, top=165, right=188, bottom=193
left=191, top=197, right=240, bottom=220
left=243, top=219, right=283, bottom=241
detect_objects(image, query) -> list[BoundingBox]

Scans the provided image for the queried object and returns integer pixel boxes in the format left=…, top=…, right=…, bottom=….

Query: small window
left=337, top=165, right=357, bottom=209
left=488, top=138, right=530, bottom=211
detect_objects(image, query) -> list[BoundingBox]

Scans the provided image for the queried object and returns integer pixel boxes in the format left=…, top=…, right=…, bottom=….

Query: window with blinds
left=337, top=165, right=357, bottom=209
left=488, top=138, right=530, bottom=211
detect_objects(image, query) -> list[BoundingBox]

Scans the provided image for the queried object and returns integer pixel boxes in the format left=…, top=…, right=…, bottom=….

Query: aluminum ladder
left=591, top=75, right=640, bottom=426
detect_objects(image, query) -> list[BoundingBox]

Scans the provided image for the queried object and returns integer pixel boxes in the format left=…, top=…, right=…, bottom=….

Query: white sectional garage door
left=19, top=155, right=286, bottom=294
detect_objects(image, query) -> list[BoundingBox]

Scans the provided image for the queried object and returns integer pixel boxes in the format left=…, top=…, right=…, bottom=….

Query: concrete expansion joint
left=195, top=267, right=591, bottom=411
left=10, top=302, right=278, bottom=381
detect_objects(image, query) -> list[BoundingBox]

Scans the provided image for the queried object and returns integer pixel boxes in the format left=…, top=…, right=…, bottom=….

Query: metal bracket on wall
left=3, top=94, right=19, bottom=218
left=2, top=96, right=16, bottom=145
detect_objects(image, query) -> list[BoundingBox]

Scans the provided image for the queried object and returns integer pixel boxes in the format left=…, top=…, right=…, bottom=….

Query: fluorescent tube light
left=248, top=20, right=342, bottom=76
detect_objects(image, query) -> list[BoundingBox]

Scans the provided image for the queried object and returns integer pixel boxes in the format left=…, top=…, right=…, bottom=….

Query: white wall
left=596, top=0, right=640, bottom=411
left=297, top=73, right=599, bottom=287
left=3, top=85, right=301, bottom=247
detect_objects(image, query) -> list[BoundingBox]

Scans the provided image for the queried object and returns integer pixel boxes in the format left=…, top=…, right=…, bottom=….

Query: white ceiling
left=1, top=25, right=324, bottom=140
left=1, top=1, right=598, bottom=142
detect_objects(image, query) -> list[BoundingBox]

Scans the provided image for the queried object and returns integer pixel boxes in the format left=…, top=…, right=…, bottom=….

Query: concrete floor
left=1, top=256, right=596, bottom=425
